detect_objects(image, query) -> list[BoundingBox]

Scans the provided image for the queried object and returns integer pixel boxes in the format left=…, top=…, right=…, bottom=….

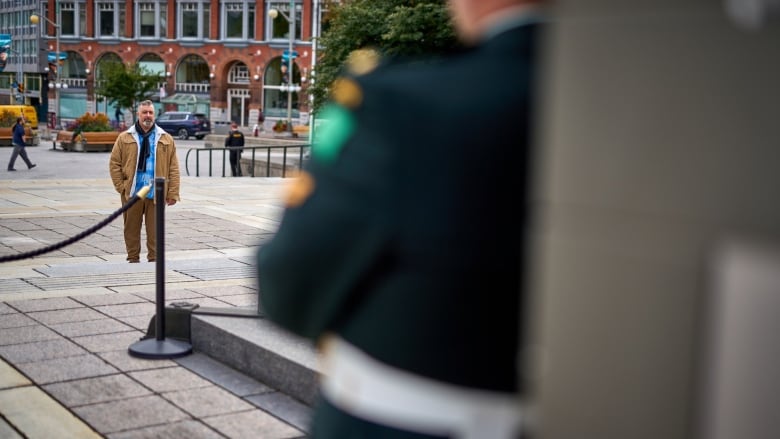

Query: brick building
left=0, top=0, right=328, bottom=130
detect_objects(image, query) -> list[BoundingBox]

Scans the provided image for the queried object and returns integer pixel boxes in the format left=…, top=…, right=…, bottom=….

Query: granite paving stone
left=98, top=351, right=177, bottom=373
left=72, top=331, right=146, bottom=353
left=0, top=278, right=45, bottom=294
left=27, top=307, right=106, bottom=325
left=49, top=317, right=136, bottom=337
left=175, top=352, right=272, bottom=397
left=245, top=392, right=312, bottom=433
left=0, top=386, right=102, bottom=438
left=94, top=302, right=157, bottom=318
left=189, top=285, right=257, bottom=297
left=15, top=354, right=119, bottom=384
left=43, top=374, right=152, bottom=406
left=129, top=366, right=214, bottom=392
left=105, top=419, right=225, bottom=439
left=114, top=315, right=156, bottom=331
left=0, top=324, right=61, bottom=346
left=203, top=409, right=303, bottom=439
left=73, top=292, right=150, bottom=307
left=0, top=338, right=88, bottom=363
left=7, top=296, right=85, bottom=312
left=73, top=394, right=191, bottom=434
left=163, top=385, right=255, bottom=417
left=0, top=419, right=22, bottom=439
left=135, top=288, right=206, bottom=302
left=214, top=294, right=257, bottom=307
left=174, top=297, right=239, bottom=308
left=0, top=313, right=36, bottom=329
left=0, top=359, right=31, bottom=387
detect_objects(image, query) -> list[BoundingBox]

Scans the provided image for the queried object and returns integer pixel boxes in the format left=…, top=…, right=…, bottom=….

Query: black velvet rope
left=0, top=187, right=150, bottom=264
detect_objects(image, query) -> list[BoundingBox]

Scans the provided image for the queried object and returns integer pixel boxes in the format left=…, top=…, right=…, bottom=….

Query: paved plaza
left=0, top=142, right=312, bottom=438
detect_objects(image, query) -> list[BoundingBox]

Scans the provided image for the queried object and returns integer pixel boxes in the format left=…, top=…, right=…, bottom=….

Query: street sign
left=0, top=34, right=10, bottom=73
left=282, top=50, right=299, bottom=62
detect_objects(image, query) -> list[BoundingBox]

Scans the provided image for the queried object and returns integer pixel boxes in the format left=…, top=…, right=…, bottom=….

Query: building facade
left=0, top=0, right=327, bottom=129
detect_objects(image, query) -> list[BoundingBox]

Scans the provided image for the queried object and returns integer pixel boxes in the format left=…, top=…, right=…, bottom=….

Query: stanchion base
left=128, top=338, right=192, bottom=359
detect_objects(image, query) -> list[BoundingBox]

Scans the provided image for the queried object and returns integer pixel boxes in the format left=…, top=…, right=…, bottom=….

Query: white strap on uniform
left=319, top=335, right=524, bottom=439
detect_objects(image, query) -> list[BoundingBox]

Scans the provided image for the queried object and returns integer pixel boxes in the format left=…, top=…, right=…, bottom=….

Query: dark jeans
left=8, top=143, right=33, bottom=170
left=229, top=150, right=243, bottom=176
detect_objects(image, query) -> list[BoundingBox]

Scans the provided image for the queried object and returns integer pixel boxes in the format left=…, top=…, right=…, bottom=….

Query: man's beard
left=141, top=118, right=154, bottom=129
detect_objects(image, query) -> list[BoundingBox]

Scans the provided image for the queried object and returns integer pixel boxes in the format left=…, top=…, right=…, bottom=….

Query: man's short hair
left=138, top=100, right=154, bottom=107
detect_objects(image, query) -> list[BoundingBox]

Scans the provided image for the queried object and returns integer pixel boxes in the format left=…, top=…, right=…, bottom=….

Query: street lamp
left=269, top=2, right=299, bottom=135
left=30, top=10, right=65, bottom=130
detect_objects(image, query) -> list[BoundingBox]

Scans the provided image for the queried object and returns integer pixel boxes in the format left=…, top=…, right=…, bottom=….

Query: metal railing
left=175, top=83, right=211, bottom=93
left=184, top=144, right=311, bottom=178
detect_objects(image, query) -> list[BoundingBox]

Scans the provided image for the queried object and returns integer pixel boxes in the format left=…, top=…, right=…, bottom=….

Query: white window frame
left=177, top=1, right=210, bottom=40
left=95, top=1, right=124, bottom=39
left=221, top=1, right=256, bottom=40
left=135, top=1, right=167, bottom=39
left=266, top=1, right=302, bottom=42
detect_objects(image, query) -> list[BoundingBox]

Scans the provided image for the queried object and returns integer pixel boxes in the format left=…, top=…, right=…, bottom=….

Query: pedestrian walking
left=256, top=0, right=546, bottom=437
left=108, top=100, right=180, bottom=263
left=225, top=122, right=245, bottom=177
left=6, top=117, right=36, bottom=171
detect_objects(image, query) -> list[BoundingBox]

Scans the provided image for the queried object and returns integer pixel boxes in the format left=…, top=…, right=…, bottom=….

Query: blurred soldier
left=257, top=0, right=546, bottom=437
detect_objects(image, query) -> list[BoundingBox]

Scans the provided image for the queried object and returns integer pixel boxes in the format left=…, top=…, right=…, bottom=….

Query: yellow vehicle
left=0, top=105, right=38, bottom=129
left=0, top=105, right=40, bottom=146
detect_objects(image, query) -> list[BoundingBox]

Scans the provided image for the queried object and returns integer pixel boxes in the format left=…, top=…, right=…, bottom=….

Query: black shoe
left=7, top=169, right=16, bottom=172
left=28, top=164, right=36, bottom=169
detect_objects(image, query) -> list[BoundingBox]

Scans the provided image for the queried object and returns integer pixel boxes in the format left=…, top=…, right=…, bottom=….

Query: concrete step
left=190, top=310, right=321, bottom=407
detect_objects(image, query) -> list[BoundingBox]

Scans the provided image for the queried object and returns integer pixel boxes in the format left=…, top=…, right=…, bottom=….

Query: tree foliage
left=309, top=0, right=459, bottom=113
left=94, top=62, right=161, bottom=122
left=0, top=110, right=16, bottom=127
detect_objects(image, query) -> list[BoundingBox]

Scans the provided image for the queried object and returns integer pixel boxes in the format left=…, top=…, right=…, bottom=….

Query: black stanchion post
left=129, top=178, right=192, bottom=359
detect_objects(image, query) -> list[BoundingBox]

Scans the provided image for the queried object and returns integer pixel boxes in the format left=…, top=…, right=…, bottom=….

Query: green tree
left=310, top=0, right=458, bottom=113
left=94, top=62, right=161, bottom=123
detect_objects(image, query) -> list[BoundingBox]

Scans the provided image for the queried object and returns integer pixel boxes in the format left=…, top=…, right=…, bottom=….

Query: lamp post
left=30, top=8, right=65, bottom=130
left=269, top=2, right=298, bottom=135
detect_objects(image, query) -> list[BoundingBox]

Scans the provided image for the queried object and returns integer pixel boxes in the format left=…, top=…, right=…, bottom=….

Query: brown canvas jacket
left=109, top=125, right=180, bottom=202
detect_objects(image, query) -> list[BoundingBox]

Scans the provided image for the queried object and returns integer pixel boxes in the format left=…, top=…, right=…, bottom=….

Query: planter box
left=0, top=126, right=38, bottom=147
left=57, top=130, right=118, bottom=152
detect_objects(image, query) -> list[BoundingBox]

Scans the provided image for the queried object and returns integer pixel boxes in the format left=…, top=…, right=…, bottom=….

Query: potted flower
left=65, top=112, right=117, bottom=151
left=0, top=110, right=32, bottom=146
left=273, top=119, right=289, bottom=133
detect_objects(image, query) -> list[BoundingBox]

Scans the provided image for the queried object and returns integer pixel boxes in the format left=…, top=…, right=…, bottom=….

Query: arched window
left=263, top=57, right=301, bottom=119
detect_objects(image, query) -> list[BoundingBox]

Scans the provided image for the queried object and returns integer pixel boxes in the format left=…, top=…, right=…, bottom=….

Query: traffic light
left=17, top=82, right=23, bottom=93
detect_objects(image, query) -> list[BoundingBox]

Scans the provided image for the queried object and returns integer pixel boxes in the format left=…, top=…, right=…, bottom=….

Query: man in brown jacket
left=109, top=100, right=180, bottom=263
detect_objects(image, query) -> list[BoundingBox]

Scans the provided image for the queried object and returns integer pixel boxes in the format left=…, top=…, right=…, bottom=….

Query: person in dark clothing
left=256, top=108, right=266, bottom=134
left=225, top=122, right=245, bottom=177
left=7, top=117, right=36, bottom=171
left=256, top=0, right=546, bottom=437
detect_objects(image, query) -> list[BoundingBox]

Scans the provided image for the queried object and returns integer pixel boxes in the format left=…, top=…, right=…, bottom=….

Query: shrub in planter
left=0, top=110, right=17, bottom=128
left=273, top=119, right=289, bottom=132
left=67, top=112, right=114, bottom=141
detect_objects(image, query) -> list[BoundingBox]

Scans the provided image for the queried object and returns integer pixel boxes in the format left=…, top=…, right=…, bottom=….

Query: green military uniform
left=258, top=12, right=542, bottom=439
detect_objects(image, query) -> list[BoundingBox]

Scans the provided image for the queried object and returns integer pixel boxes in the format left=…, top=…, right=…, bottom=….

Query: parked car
left=156, top=111, right=211, bottom=140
